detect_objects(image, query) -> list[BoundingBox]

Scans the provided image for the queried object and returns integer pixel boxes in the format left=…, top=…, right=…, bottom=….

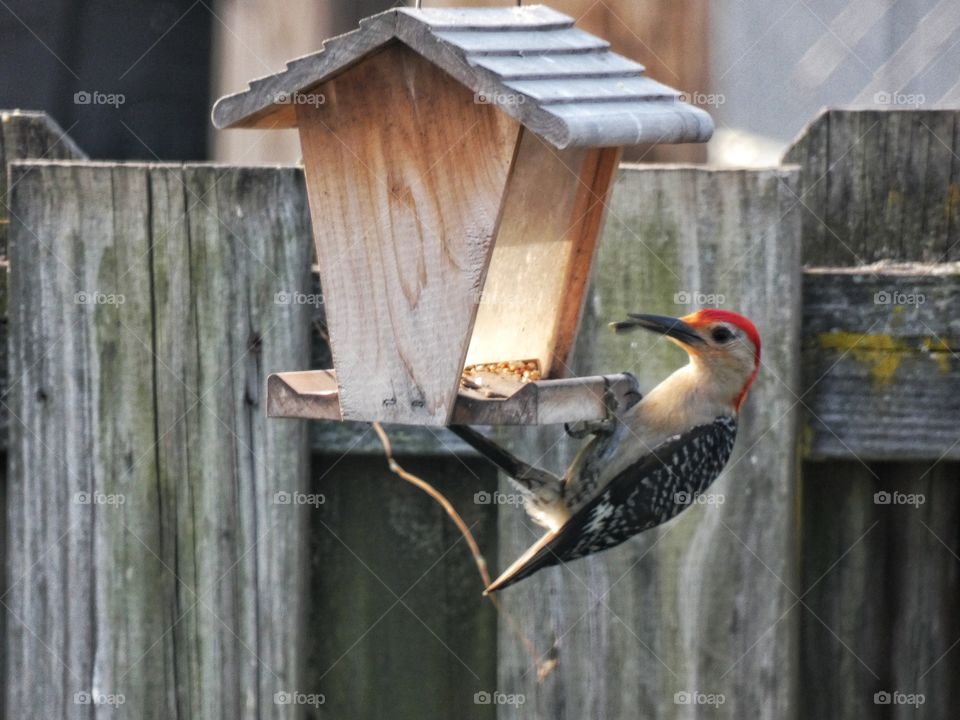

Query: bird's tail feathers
left=448, top=425, right=563, bottom=496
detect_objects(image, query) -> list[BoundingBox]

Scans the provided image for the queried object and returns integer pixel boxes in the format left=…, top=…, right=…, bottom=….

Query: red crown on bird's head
left=682, top=309, right=761, bottom=410
left=684, top=309, right=760, bottom=355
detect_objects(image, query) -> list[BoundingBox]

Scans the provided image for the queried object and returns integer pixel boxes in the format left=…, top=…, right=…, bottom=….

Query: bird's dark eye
left=711, top=326, right=734, bottom=343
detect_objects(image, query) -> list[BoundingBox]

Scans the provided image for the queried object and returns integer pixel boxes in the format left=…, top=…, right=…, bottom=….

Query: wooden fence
left=1, top=108, right=958, bottom=719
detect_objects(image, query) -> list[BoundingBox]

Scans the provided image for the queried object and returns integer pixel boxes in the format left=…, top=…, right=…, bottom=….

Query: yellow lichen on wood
left=818, top=330, right=955, bottom=386
left=817, top=331, right=909, bottom=386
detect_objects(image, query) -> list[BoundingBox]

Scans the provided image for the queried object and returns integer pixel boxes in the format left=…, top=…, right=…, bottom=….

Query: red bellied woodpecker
left=452, top=309, right=761, bottom=593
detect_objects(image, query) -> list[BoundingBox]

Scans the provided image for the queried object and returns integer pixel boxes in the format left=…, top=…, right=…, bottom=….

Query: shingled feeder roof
left=212, top=5, right=713, bottom=149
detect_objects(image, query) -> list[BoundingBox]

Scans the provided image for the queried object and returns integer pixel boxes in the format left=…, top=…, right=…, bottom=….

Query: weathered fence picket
left=6, top=160, right=312, bottom=718
left=786, top=109, right=960, bottom=461
left=496, top=166, right=803, bottom=719
left=0, top=110, right=86, bottom=720
left=787, top=109, right=960, bottom=720
left=802, top=267, right=960, bottom=461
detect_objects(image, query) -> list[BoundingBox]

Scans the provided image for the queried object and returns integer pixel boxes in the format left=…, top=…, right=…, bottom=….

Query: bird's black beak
left=609, top=313, right=705, bottom=346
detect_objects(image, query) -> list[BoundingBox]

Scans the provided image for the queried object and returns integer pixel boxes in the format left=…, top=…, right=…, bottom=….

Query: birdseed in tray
left=461, top=360, right=542, bottom=399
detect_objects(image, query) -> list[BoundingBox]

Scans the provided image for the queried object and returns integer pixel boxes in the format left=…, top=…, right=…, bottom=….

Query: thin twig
left=372, top=422, right=490, bottom=583
left=371, top=421, right=555, bottom=680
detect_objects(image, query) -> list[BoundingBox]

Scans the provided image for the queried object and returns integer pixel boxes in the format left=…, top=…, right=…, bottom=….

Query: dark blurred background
left=0, top=0, right=213, bottom=159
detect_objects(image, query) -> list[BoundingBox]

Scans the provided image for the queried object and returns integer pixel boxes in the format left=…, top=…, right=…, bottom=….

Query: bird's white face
left=678, top=313, right=760, bottom=410
left=610, top=310, right=761, bottom=411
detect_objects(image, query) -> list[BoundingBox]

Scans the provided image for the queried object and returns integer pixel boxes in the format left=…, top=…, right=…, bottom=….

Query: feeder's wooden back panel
left=465, top=130, right=621, bottom=376
left=296, top=42, right=519, bottom=424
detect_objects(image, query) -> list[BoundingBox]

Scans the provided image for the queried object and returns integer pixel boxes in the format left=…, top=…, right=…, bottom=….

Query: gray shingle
left=470, top=53, right=645, bottom=80
left=432, top=28, right=609, bottom=54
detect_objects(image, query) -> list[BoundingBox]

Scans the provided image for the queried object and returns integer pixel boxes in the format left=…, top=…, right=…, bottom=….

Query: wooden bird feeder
left=212, top=5, right=712, bottom=426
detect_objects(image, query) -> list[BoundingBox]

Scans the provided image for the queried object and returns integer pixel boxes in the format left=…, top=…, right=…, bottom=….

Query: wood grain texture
left=302, top=454, right=499, bottom=720
left=798, top=462, right=888, bottom=719
left=883, top=462, right=960, bottom=720
left=296, top=42, right=519, bottom=424
left=465, top=130, right=620, bottom=376
left=783, top=109, right=960, bottom=266
left=0, top=110, right=86, bottom=255
left=802, top=266, right=960, bottom=461
left=4, top=108, right=959, bottom=720
left=5, top=160, right=312, bottom=719
left=0, top=116, right=87, bottom=693
left=795, top=109, right=960, bottom=720
left=784, top=110, right=960, bottom=462
left=495, top=166, right=803, bottom=719
left=0, top=111, right=86, bottom=169
left=800, top=461, right=960, bottom=720
left=267, top=370, right=342, bottom=421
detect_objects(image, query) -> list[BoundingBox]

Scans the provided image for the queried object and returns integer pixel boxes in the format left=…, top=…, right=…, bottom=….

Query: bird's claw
left=602, top=376, right=621, bottom=416
left=564, top=420, right=597, bottom=438
left=565, top=376, right=623, bottom=438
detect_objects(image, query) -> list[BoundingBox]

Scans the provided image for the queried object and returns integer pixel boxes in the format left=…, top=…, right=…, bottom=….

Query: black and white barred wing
left=485, top=416, right=737, bottom=593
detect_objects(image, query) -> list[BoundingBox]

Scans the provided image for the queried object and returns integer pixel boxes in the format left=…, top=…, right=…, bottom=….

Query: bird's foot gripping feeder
left=213, top=5, right=712, bottom=428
